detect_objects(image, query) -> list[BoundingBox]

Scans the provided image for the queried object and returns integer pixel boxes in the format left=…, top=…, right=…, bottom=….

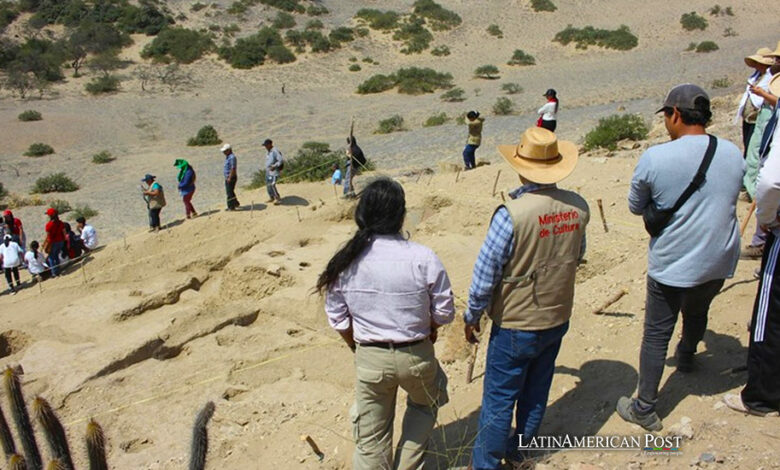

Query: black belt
left=359, top=339, right=425, bottom=349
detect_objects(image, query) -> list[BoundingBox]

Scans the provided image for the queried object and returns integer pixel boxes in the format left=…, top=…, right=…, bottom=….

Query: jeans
left=182, top=190, right=196, bottom=217
left=266, top=174, right=280, bottom=200
left=635, top=276, right=724, bottom=413
left=4, top=267, right=20, bottom=289
left=225, top=178, right=239, bottom=209
left=47, top=240, right=65, bottom=277
left=472, top=322, right=569, bottom=470
left=149, top=208, right=161, bottom=229
left=343, top=163, right=355, bottom=195
left=463, top=144, right=478, bottom=169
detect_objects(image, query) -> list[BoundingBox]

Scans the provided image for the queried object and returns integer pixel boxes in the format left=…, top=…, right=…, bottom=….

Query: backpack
left=276, top=151, right=284, bottom=171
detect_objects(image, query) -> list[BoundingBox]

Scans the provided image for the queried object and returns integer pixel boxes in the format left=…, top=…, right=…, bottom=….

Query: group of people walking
left=321, top=74, right=780, bottom=469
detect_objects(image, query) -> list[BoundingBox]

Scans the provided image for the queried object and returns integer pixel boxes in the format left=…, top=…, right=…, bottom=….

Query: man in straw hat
left=464, top=127, right=589, bottom=469
left=734, top=48, right=774, bottom=158
left=723, top=73, right=780, bottom=418
left=617, top=84, right=744, bottom=431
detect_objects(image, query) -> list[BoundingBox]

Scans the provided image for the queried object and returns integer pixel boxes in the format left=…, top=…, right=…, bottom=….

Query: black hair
left=31, top=240, right=39, bottom=250
left=76, top=216, right=86, bottom=224
left=2, top=214, right=11, bottom=226
left=64, top=222, right=73, bottom=233
left=663, top=96, right=712, bottom=126
left=316, top=177, right=406, bottom=293
left=466, top=111, right=478, bottom=120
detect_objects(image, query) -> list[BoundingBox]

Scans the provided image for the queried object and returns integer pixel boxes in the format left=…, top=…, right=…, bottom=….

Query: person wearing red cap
left=43, top=208, right=66, bottom=277
left=2, top=210, right=25, bottom=250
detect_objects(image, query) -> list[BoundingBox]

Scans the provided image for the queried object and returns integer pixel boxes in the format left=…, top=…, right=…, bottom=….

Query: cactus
left=85, top=419, right=108, bottom=470
left=0, top=401, right=17, bottom=458
left=46, top=461, right=66, bottom=470
left=4, top=368, right=42, bottom=470
left=188, top=401, right=215, bottom=470
left=33, top=398, right=74, bottom=470
left=10, top=454, right=28, bottom=470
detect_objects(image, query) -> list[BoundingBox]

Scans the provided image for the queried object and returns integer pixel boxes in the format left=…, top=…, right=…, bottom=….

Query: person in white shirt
left=0, top=234, right=24, bottom=294
left=76, top=217, right=98, bottom=250
left=734, top=49, right=774, bottom=157
left=24, top=240, right=49, bottom=282
left=537, top=88, right=559, bottom=132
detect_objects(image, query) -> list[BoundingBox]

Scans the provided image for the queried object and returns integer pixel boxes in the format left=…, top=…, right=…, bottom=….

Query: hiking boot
left=740, top=245, right=764, bottom=260
left=675, top=346, right=694, bottom=373
left=616, top=396, right=663, bottom=431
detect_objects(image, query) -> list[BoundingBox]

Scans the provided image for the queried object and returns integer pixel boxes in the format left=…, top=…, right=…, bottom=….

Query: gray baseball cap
left=656, top=84, right=709, bottom=113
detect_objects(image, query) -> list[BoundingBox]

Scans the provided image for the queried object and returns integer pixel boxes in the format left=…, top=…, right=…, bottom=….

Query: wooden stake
left=593, top=289, right=628, bottom=314
left=123, top=235, right=127, bottom=250
left=416, top=171, right=423, bottom=183
left=597, top=199, right=609, bottom=233
left=38, top=278, right=43, bottom=294
left=300, top=435, right=324, bottom=461
left=466, top=343, right=479, bottom=384
left=500, top=191, right=506, bottom=202
left=491, top=170, right=502, bottom=197
left=455, top=169, right=461, bottom=183
left=81, top=260, right=88, bottom=284
left=296, top=207, right=302, bottom=222
left=250, top=200, right=254, bottom=218
left=741, top=201, right=756, bottom=237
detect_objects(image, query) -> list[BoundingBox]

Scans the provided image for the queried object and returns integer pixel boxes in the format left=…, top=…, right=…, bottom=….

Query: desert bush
left=530, top=0, right=557, bottom=12
left=412, top=0, right=461, bottom=31
left=48, top=199, right=72, bottom=213
left=723, top=27, right=737, bottom=37
left=223, top=24, right=241, bottom=36
left=681, top=12, right=708, bottom=31
left=583, top=114, right=648, bottom=151
left=431, top=45, right=450, bottom=56
left=554, top=24, right=638, bottom=50
left=455, top=112, right=466, bottom=125
left=356, top=73, right=396, bottom=93
left=349, top=56, right=357, bottom=62
left=267, top=44, right=296, bottom=63
left=272, top=12, right=295, bottom=29
left=18, top=110, right=42, bottom=121
left=227, top=1, right=247, bottom=15
left=187, top=125, right=222, bottom=146
left=355, top=27, right=369, bottom=37
left=711, top=77, right=731, bottom=89
left=305, top=19, right=323, bottom=30
left=474, top=64, right=500, bottom=79
left=31, top=173, right=79, bottom=193
left=307, top=5, right=328, bottom=16
left=348, top=64, right=361, bottom=72
left=394, top=16, right=433, bottom=54
left=191, top=2, right=207, bottom=12
left=91, top=150, right=114, bottom=164
left=502, top=82, right=523, bottom=94
left=357, top=67, right=452, bottom=95
left=362, top=57, right=374, bottom=63
left=69, top=204, right=98, bottom=220
left=376, top=115, right=405, bottom=134
left=219, top=27, right=291, bottom=68
left=696, top=41, right=719, bottom=53
left=423, top=112, right=449, bottom=127
left=0, top=1, right=19, bottom=30
left=686, top=42, right=697, bottom=51
left=507, top=49, right=536, bottom=66
left=303, top=30, right=333, bottom=52
left=440, top=87, right=465, bottom=102
left=712, top=5, right=734, bottom=16
left=258, top=0, right=305, bottom=13
left=355, top=8, right=400, bottom=30
left=24, top=143, right=54, bottom=157
left=487, top=24, right=503, bottom=38
left=141, top=27, right=214, bottom=64
left=493, top=97, right=514, bottom=115
left=85, top=75, right=120, bottom=94
left=329, top=27, right=355, bottom=45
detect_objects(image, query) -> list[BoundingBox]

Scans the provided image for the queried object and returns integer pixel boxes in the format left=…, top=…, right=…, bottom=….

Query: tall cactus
left=188, top=401, right=215, bottom=470
left=0, top=401, right=17, bottom=458
left=85, top=419, right=108, bottom=470
left=9, top=454, right=28, bottom=470
left=32, top=398, right=74, bottom=470
left=4, top=368, right=42, bottom=470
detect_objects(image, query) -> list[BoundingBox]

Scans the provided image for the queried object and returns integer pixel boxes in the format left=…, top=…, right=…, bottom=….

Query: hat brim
left=745, top=55, right=774, bottom=67
left=770, top=74, right=780, bottom=99
left=498, top=140, right=579, bottom=184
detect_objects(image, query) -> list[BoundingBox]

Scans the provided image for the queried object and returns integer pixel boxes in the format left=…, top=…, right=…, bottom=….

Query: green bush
left=303, top=30, right=333, bottom=52
left=723, top=27, right=737, bottom=37
left=187, top=125, right=222, bottom=146
left=493, top=97, right=514, bottom=115
left=709, top=5, right=734, bottom=16
left=686, top=42, right=697, bottom=51
left=305, top=19, right=323, bottom=30
left=554, top=24, right=638, bottom=50
left=69, top=203, right=98, bottom=220
left=307, top=5, right=328, bottom=16
left=219, top=27, right=288, bottom=68
left=48, top=199, right=71, bottom=214
left=0, top=181, right=6, bottom=200
left=502, top=82, right=523, bottom=94
left=0, top=1, right=19, bottom=30
left=362, top=57, right=375, bottom=64
left=531, top=0, right=557, bottom=12
left=18, top=110, right=42, bottom=121
left=412, top=0, right=461, bottom=31
left=272, top=12, right=296, bottom=29
left=141, top=27, right=214, bottom=64
left=355, top=8, right=400, bottom=30
left=711, top=77, right=731, bottom=89
left=91, top=150, right=114, bottom=164
left=357, top=67, right=453, bottom=95
left=696, top=41, right=719, bottom=53
left=487, top=24, right=503, bottom=38
left=583, top=114, right=648, bottom=151
left=431, top=45, right=450, bottom=56
left=348, top=64, right=361, bottom=72
left=31, top=173, right=79, bottom=193
left=191, top=2, right=207, bottom=12
left=24, top=143, right=54, bottom=157
left=507, top=49, right=536, bottom=66
left=356, top=74, right=396, bottom=94
left=258, top=0, right=305, bottom=13
left=85, top=75, right=120, bottom=94
left=474, top=64, right=500, bottom=79
left=394, top=16, right=433, bottom=54
left=680, top=12, right=708, bottom=31
left=227, top=1, right=247, bottom=15
left=455, top=112, right=466, bottom=125
left=375, top=115, right=405, bottom=134
left=440, top=87, right=465, bottom=102
left=329, top=27, right=355, bottom=45
left=267, top=44, right=296, bottom=63
left=423, top=112, right=449, bottom=127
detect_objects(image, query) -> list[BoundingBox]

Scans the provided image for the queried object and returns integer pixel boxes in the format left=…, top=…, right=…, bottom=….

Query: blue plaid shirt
left=464, top=183, right=586, bottom=324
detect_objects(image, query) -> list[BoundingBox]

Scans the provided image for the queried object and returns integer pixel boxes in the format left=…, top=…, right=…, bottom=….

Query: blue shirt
left=628, top=134, right=744, bottom=287
left=331, top=169, right=342, bottom=185
left=224, top=153, right=237, bottom=179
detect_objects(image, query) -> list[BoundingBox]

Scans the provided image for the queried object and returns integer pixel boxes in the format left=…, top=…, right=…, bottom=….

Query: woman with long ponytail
left=537, top=88, right=559, bottom=132
left=317, top=177, right=454, bottom=470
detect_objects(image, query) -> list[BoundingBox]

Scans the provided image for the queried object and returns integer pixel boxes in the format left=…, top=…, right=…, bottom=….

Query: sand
left=0, top=1, right=778, bottom=468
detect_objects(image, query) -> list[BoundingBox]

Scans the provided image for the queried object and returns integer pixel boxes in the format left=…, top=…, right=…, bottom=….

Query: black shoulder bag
left=643, top=135, right=717, bottom=237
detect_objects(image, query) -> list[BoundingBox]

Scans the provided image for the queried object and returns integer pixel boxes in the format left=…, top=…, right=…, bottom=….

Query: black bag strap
left=670, top=134, right=717, bottom=213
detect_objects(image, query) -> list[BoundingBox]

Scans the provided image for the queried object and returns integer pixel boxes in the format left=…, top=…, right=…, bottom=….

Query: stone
left=699, top=452, right=716, bottom=463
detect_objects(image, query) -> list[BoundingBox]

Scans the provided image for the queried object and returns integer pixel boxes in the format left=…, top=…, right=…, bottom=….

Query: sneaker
left=722, top=393, right=780, bottom=417
left=740, top=245, right=764, bottom=260
left=675, top=345, right=694, bottom=373
left=616, top=396, right=663, bottom=431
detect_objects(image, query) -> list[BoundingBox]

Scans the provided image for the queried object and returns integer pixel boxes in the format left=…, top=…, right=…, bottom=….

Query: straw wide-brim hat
left=770, top=74, right=780, bottom=97
left=768, top=41, right=780, bottom=57
left=745, top=51, right=774, bottom=67
left=497, top=127, right=578, bottom=184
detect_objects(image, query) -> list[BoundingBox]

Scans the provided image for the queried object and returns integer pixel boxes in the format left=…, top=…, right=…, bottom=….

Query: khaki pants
left=351, top=340, right=448, bottom=470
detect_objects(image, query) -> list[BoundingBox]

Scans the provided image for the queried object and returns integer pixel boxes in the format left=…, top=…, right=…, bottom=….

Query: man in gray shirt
left=617, top=84, right=745, bottom=431
left=262, top=138, right=282, bottom=205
